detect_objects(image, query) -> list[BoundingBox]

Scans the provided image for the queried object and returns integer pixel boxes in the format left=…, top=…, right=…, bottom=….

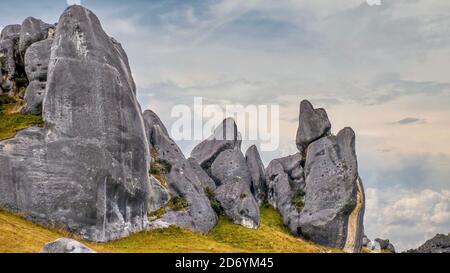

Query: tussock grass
left=0, top=206, right=340, bottom=253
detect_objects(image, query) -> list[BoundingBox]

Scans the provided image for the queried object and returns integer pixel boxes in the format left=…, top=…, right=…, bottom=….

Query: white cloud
left=365, top=188, right=450, bottom=252
left=66, top=0, right=81, bottom=5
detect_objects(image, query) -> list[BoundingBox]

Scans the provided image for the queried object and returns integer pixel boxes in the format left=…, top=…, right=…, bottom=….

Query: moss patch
left=204, top=187, right=223, bottom=215
left=0, top=99, right=44, bottom=141
left=167, top=196, right=189, bottom=211
left=291, top=194, right=305, bottom=212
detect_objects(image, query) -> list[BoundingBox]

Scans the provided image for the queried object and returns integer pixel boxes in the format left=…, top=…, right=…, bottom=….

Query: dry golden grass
left=0, top=206, right=340, bottom=253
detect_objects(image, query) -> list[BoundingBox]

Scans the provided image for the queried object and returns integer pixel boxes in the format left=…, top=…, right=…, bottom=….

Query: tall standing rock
left=0, top=6, right=152, bottom=242
left=144, top=110, right=217, bottom=233
left=296, top=100, right=331, bottom=152
left=245, top=145, right=267, bottom=205
left=299, top=127, right=365, bottom=252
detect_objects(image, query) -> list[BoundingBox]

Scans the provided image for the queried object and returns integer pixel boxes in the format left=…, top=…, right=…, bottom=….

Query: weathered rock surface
left=245, top=145, right=267, bottom=205
left=147, top=176, right=170, bottom=213
left=22, top=39, right=52, bottom=114
left=296, top=100, right=331, bottom=151
left=211, top=149, right=251, bottom=187
left=191, top=118, right=242, bottom=176
left=40, top=238, right=96, bottom=253
left=191, top=119, right=260, bottom=228
left=407, top=233, right=450, bottom=253
left=265, top=152, right=306, bottom=234
left=0, top=24, right=21, bottom=82
left=188, top=157, right=216, bottom=190
left=374, top=238, right=395, bottom=252
left=0, top=6, right=152, bottom=242
left=144, top=110, right=217, bottom=233
left=215, top=177, right=260, bottom=228
left=19, top=17, right=53, bottom=57
left=300, top=127, right=364, bottom=252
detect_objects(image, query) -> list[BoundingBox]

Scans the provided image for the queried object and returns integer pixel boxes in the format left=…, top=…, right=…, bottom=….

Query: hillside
left=0, top=205, right=338, bottom=253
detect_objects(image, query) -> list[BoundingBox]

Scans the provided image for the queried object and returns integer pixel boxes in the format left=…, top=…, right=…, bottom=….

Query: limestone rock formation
left=144, top=110, right=217, bottom=233
left=265, top=157, right=304, bottom=233
left=215, top=177, right=260, bottom=228
left=18, top=17, right=53, bottom=57
left=188, top=157, right=217, bottom=190
left=40, top=238, right=96, bottom=253
left=191, top=119, right=260, bottom=228
left=0, top=24, right=21, bottom=91
left=296, top=100, right=331, bottom=151
left=0, top=6, right=152, bottom=242
left=374, top=238, right=396, bottom=253
left=300, top=128, right=365, bottom=252
left=245, top=145, right=267, bottom=206
left=267, top=100, right=365, bottom=253
left=407, top=234, right=450, bottom=253
left=191, top=118, right=242, bottom=176
left=22, top=39, right=52, bottom=114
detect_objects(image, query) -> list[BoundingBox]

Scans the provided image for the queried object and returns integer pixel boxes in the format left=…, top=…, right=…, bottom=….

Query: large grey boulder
left=299, top=127, right=365, bottom=252
left=191, top=118, right=242, bottom=176
left=191, top=118, right=260, bottom=228
left=245, top=145, right=267, bottom=205
left=187, top=157, right=217, bottom=190
left=22, top=39, right=52, bottom=114
left=1, top=24, right=22, bottom=40
left=19, top=17, right=53, bottom=57
left=407, top=234, right=450, bottom=253
left=40, top=238, right=96, bottom=253
left=211, top=149, right=251, bottom=187
left=265, top=154, right=305, bottom=234
left=296, top=100, right=331, bottom=151
left=0, top=6, right=152, bottom=242
left=144, top=111, right=217, bottom=233
left=215, top=177, right=260, bottom=228
left=210, top=148, right=260, bottom=228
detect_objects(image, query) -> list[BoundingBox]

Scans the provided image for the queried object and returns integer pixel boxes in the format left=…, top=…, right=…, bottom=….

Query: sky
left=1, top=0, right=449, bottom=251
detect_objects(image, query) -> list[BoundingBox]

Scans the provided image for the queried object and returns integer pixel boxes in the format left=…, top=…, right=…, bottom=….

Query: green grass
left=0, top=98, right=43, bottom=141
left=291, top=194, right=305, bottom=212
left=0, top=206, right=340, bottom=253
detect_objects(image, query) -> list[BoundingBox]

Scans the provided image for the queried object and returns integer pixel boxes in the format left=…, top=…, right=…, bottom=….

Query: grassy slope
left=0, top=98, right=43, bottom=141
left=0, top=206, right=339, bottom=253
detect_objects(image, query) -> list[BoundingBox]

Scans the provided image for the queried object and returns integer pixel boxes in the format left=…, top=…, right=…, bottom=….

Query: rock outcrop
left=0, top=6, right=152, bottom=242
left=0, top=24, right=22, bottom=93
left=144, top=110, right=217, bottom=233
left=18, top=17, right=54, bottom=57
left=374, top=238, right=396, bottom=253
left=266, top=153, right=305, bottom=234
left=191, top=119, right=260, bottom=228
left=245, top=145, right=267, bottom=206
left=40, top=238, right=96, bottom=253
left=407, top=233, right=450, bottom=253
left=296, top=100, right=331, bottom=151
left=22, top=39, right=52, bottom=114
left=267, top=100, right=365, bottom=253
left=191, top=118, right=242, bottom=176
